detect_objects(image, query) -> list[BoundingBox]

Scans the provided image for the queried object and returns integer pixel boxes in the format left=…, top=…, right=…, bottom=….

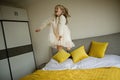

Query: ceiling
left=0, top=0, right=39, bottom=8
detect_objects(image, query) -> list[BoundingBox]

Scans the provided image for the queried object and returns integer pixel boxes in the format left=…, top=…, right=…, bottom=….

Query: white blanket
left=42, top=55, right=120, bottom=70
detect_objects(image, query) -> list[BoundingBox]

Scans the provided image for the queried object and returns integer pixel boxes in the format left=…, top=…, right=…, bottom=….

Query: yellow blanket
left=20, top=67, right=120, bottom=80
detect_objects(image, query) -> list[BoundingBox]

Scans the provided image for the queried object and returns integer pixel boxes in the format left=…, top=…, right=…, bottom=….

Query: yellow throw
left=20, top=67, right=120, bottom=80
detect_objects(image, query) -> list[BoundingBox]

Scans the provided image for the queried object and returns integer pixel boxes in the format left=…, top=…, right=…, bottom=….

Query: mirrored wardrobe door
left=0, top=21, right=11, bottom=80
left=3, top=21, right=36, bottom=80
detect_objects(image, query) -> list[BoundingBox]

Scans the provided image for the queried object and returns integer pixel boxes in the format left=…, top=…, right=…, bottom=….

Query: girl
left=35, top=4, right=75, bottom=51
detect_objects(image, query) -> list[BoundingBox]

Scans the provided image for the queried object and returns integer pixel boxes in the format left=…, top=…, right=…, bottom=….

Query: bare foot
left=66, top=47, right=71, bottom=51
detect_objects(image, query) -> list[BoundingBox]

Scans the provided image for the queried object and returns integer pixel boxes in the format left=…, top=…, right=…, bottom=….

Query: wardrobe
left=0, top=6, right=36, bottom=80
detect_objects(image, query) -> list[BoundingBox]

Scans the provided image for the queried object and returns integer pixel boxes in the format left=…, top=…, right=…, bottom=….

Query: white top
left=40, top=15, right=75, bottom=48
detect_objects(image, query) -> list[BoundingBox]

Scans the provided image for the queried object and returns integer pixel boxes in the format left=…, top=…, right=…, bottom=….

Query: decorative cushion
left=53, top=49, right=70, bottom=63
left=71, top=46, right=89, bottom=63
left=89, top=41, right=108, bottom=58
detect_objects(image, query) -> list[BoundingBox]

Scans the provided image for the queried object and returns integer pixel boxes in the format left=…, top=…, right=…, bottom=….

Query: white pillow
left=42, top=58, right=73, bottom=70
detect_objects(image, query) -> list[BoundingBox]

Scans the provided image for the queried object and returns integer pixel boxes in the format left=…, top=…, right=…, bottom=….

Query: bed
left=20, top=32, right=120, bottom=80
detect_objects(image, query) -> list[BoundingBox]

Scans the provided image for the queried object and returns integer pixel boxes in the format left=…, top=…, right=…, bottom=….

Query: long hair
left=54, top=4, right=71, bottom=24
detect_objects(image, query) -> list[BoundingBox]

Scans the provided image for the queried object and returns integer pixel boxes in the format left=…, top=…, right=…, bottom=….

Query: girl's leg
left=57, top=45, right=63, bottom=51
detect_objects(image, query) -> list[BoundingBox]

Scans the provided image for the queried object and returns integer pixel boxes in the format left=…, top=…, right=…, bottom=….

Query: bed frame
left=51, top=32, right=120, bottom=56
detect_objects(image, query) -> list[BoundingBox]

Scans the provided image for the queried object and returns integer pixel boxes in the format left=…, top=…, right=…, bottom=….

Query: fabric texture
left=89, top=41, right=108, bottom=58
left=40, top=15, right=75, bottom=48
left=71, top=46, right=89, bottom=63
left=53, top=49, right=70, bottom=63
left=20, top=67, right=120, bottom=80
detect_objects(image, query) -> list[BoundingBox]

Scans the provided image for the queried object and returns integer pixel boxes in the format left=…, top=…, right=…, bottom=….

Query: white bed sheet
left=42, top=54, right=120, bottom=70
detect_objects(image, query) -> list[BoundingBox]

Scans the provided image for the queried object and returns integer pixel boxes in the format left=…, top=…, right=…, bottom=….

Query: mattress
left=20, top=55, right=120, bottom=80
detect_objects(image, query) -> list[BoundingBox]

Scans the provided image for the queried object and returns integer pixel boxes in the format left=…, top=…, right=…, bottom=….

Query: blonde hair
left=54, top=4, right=70, bottom=24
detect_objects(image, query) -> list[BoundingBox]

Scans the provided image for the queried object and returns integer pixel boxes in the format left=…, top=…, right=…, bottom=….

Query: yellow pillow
left=71, top=46, right=89, bottom=63
left=89, top=41, right=108, bottom=58
left=53, top=49, right=70, bottom=63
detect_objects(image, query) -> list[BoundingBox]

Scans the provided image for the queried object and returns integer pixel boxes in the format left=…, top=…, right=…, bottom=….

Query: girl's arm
left=35, top=17, right=53, bottom=32
left=58, top=15, right=66, bottom=40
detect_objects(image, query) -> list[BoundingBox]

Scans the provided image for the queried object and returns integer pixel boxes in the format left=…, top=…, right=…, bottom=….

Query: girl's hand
left=58, top=36, right=62, bottom=41
left=35, top=29, right=41, bottom=32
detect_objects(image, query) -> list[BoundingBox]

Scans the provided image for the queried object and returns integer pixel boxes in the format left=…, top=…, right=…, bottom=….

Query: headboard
left=51, top=32, right=120, bottom=56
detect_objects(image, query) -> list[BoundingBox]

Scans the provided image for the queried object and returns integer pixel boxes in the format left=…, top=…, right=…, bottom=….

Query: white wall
left=26, top=0, right=120, bottom=67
